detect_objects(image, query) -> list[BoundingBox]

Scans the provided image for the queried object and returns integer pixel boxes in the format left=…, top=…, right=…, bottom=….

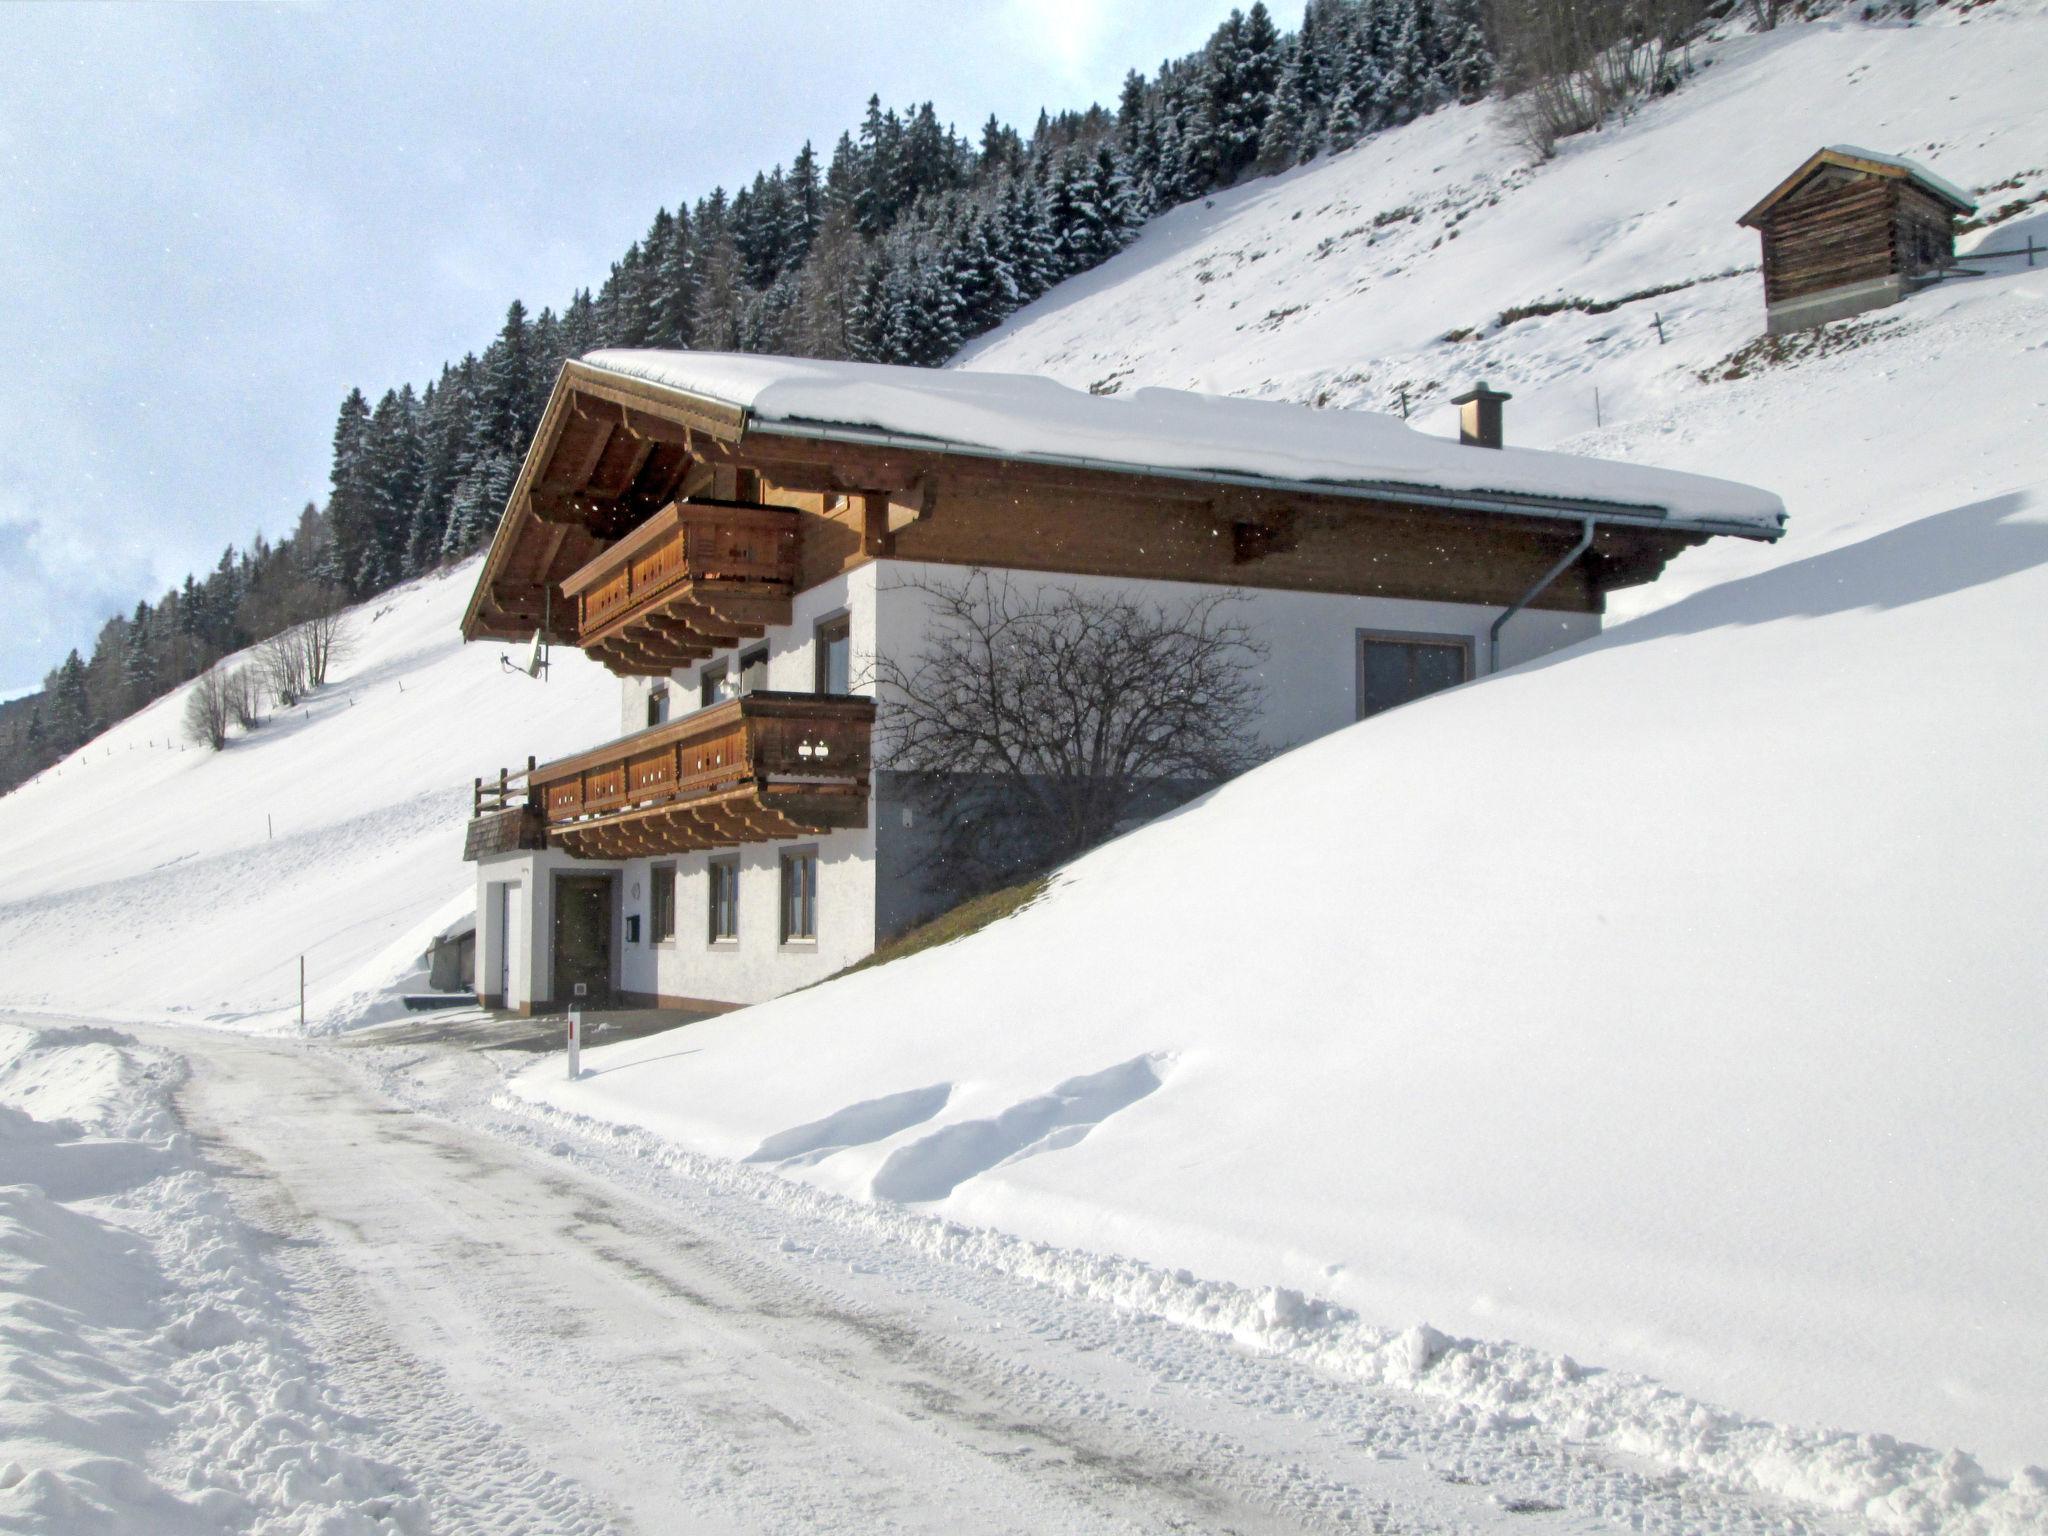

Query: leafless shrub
left=225, top=667, right=262, bottom=731
left=258, top=610, right=353, bottom=703
left=183, top=667, right=232, bottom=751
left=874, top=570, right=1268, bottom=898
left=302, top=609, right=353, bottom=689
left=259, top=630, right=309, bottom=706
left=1489, top=0, right=1706, bottom=157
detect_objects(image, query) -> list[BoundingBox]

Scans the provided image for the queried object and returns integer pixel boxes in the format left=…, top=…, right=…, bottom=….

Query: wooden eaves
left=1738, top=146, right=1977, bottom=229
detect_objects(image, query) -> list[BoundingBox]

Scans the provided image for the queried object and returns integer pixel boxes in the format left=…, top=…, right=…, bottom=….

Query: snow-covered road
left=12, top=1014, right=1855, bottom=1535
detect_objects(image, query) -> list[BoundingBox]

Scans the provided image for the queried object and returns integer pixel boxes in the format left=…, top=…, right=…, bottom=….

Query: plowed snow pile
left=0, top=1020, right=423, bottom=1532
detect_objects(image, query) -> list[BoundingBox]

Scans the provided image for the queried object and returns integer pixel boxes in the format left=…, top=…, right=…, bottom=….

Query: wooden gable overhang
left=1738, top=147, right=1977, bottom=230
left=462, top=360, right=1778, bottom=668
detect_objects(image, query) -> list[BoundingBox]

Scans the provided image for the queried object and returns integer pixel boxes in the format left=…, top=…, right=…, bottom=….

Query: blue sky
left=0, top=0, right=1220, bottom=699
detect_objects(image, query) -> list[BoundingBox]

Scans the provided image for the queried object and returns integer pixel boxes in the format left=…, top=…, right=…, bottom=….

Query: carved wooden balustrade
left=463, top=691, right=875, bottom=862
left=558, top=499, right=799, bottom=678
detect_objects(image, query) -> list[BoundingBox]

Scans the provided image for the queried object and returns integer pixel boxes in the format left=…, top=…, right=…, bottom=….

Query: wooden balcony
left=558, top=499, right=799, bottom=678
left=465, top=691, right=875, bottom=863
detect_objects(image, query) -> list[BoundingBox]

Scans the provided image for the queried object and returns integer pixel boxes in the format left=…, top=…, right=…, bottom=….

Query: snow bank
left=0, top=1018, right=423, bottom=1532
left=0, top=561, right=618, bottom=1031
left=519, top=478, right=2048, bottom=1511
left=584, top=347, right=1786, bottom=530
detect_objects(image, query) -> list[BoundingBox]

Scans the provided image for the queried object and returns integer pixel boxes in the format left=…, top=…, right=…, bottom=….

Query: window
left=1357, top=632, right=1472, bottom=721
left=781, top=849, right=818, bottom=944
left=707, top=858, right=739, bottom=944
left=814, top=614, right=851, bottom=695
left=650, top=863, right=676, bottom=944
left=738, top=646, right=769, bottom=695
left=700, top=662, right=730, bottom=709
left=646, top=683, right=670, bottom=727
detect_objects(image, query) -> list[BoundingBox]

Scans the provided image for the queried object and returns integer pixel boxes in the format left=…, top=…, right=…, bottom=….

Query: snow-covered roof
left=1739, top=145, right=1977, bottom=227
left=581, top=351, right=1786, bottom=537
left=1826, top=144, right=1976, bottom=213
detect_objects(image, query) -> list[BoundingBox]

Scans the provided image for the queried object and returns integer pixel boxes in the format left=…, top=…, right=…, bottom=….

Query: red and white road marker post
left=567, top=982, right=586, bottom=1080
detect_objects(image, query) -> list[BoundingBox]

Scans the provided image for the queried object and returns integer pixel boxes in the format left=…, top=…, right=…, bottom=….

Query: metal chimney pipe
left=1451, top=381, right=1512, bottom=449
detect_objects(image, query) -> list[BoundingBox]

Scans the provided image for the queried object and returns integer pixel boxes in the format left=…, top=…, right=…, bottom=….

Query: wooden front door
left=552, top=875, right=614, bottom=1007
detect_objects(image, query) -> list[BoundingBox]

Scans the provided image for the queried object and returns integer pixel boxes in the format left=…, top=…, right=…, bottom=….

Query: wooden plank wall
left=1894, top=183, right=1957, bottom=276
left=1760, top=174, right=1902, bottom=304
left=759, top=458, right=1641, bottom=613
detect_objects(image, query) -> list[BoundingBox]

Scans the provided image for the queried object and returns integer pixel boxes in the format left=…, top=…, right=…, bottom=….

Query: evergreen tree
left=48, top=650, right=92, bottom=751
left=1326, top=77, right=1367, bottom=151
left=122, top=602, right=158, bottom=710
left=324, top=387, right=374, bottom=595
left=479, top=300, right=537, bottom=455
left=854, top=96, right=898, bottom=237
left=1434, top=0, right=1492, bottom=101
left=784, top=142, right=822, bottom=266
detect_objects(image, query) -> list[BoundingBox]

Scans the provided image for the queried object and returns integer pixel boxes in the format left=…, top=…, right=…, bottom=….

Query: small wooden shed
left=1738, top=146, right=1976, bottom=335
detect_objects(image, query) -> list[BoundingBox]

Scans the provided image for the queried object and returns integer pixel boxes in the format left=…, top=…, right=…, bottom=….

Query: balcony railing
left=557, top=499, right=799, bottom=675
left=464, top=691, right=876, bottom=861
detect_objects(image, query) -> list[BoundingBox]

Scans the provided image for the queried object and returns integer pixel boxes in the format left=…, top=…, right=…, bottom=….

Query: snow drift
left=522, top=480, right=2048, bottom=1519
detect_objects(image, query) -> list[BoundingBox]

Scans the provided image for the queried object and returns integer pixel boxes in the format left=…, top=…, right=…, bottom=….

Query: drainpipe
left=1489, top=517, right=1596, bottom=675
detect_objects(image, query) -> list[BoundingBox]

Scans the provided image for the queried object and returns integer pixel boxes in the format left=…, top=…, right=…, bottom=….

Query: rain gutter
left=1489, top=517, right=1597, bottom=675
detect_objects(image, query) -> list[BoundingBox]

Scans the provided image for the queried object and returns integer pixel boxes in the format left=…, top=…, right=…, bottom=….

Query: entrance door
left=552, top=875, right=614, bottom=1007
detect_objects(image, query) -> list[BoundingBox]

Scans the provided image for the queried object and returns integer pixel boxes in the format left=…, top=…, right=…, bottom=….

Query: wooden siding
left=1759, top=177, right=1901, bottom=305
left=1756, top=171, right=1959, bottom=305
left=502, top=691, right=877, bottom=861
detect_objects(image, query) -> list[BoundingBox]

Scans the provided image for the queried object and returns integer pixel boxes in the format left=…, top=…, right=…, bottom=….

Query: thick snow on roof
left=582, top=349, right=1786, bottom=535
left=1827, top=143, right=1977, bottom=211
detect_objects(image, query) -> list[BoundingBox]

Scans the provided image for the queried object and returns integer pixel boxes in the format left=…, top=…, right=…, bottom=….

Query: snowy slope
left=0, top=563, right=616, bottom=1030
left=958, top=0, right=2048, bottom=616
left=512, top=0, right=2048, bottom=1518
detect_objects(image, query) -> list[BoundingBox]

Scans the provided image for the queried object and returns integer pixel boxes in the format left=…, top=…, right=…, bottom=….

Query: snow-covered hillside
left=2, top=2, right=2045, bottom=1527
left=0, top=565, right=616, bottom=1030
left=959, top=0, right=2048, bottom=615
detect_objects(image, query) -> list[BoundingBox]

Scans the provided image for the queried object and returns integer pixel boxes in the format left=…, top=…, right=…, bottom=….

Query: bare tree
left=183, top=666, right=232, bottom=751
left=224, top=667, right=262, bottom=731
left=258, top=629, right=310, bottom=706
left=1489, top=0, right=1706, bottom=156
left=874, top=570, right=1268, bottom=897
left=302, top=610, right=353, bottom=689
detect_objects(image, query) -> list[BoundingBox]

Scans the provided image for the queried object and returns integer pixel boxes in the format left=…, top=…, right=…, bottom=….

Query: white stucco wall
left=871, top=561, right=1599, bottom=757
left=613, top=822, right=877, bottom=1007
left=484, top=557, right=1595, bottom=1015
left=665, top=565, right=879, bottom=711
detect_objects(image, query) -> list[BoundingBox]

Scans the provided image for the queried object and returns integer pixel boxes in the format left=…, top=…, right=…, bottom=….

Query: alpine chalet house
left=461, top=353, right=1783, bottom=1014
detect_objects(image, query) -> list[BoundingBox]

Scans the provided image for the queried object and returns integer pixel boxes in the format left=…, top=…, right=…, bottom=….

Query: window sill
left=780, top=938, right=819, bottom=951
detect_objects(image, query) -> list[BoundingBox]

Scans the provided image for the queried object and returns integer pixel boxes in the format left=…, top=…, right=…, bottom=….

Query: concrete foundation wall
left=1766, top=272, right=1910, bottom=335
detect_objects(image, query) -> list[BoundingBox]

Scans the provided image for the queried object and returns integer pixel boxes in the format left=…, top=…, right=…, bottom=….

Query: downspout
left=1489, top=517, right=1596, bottom=675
